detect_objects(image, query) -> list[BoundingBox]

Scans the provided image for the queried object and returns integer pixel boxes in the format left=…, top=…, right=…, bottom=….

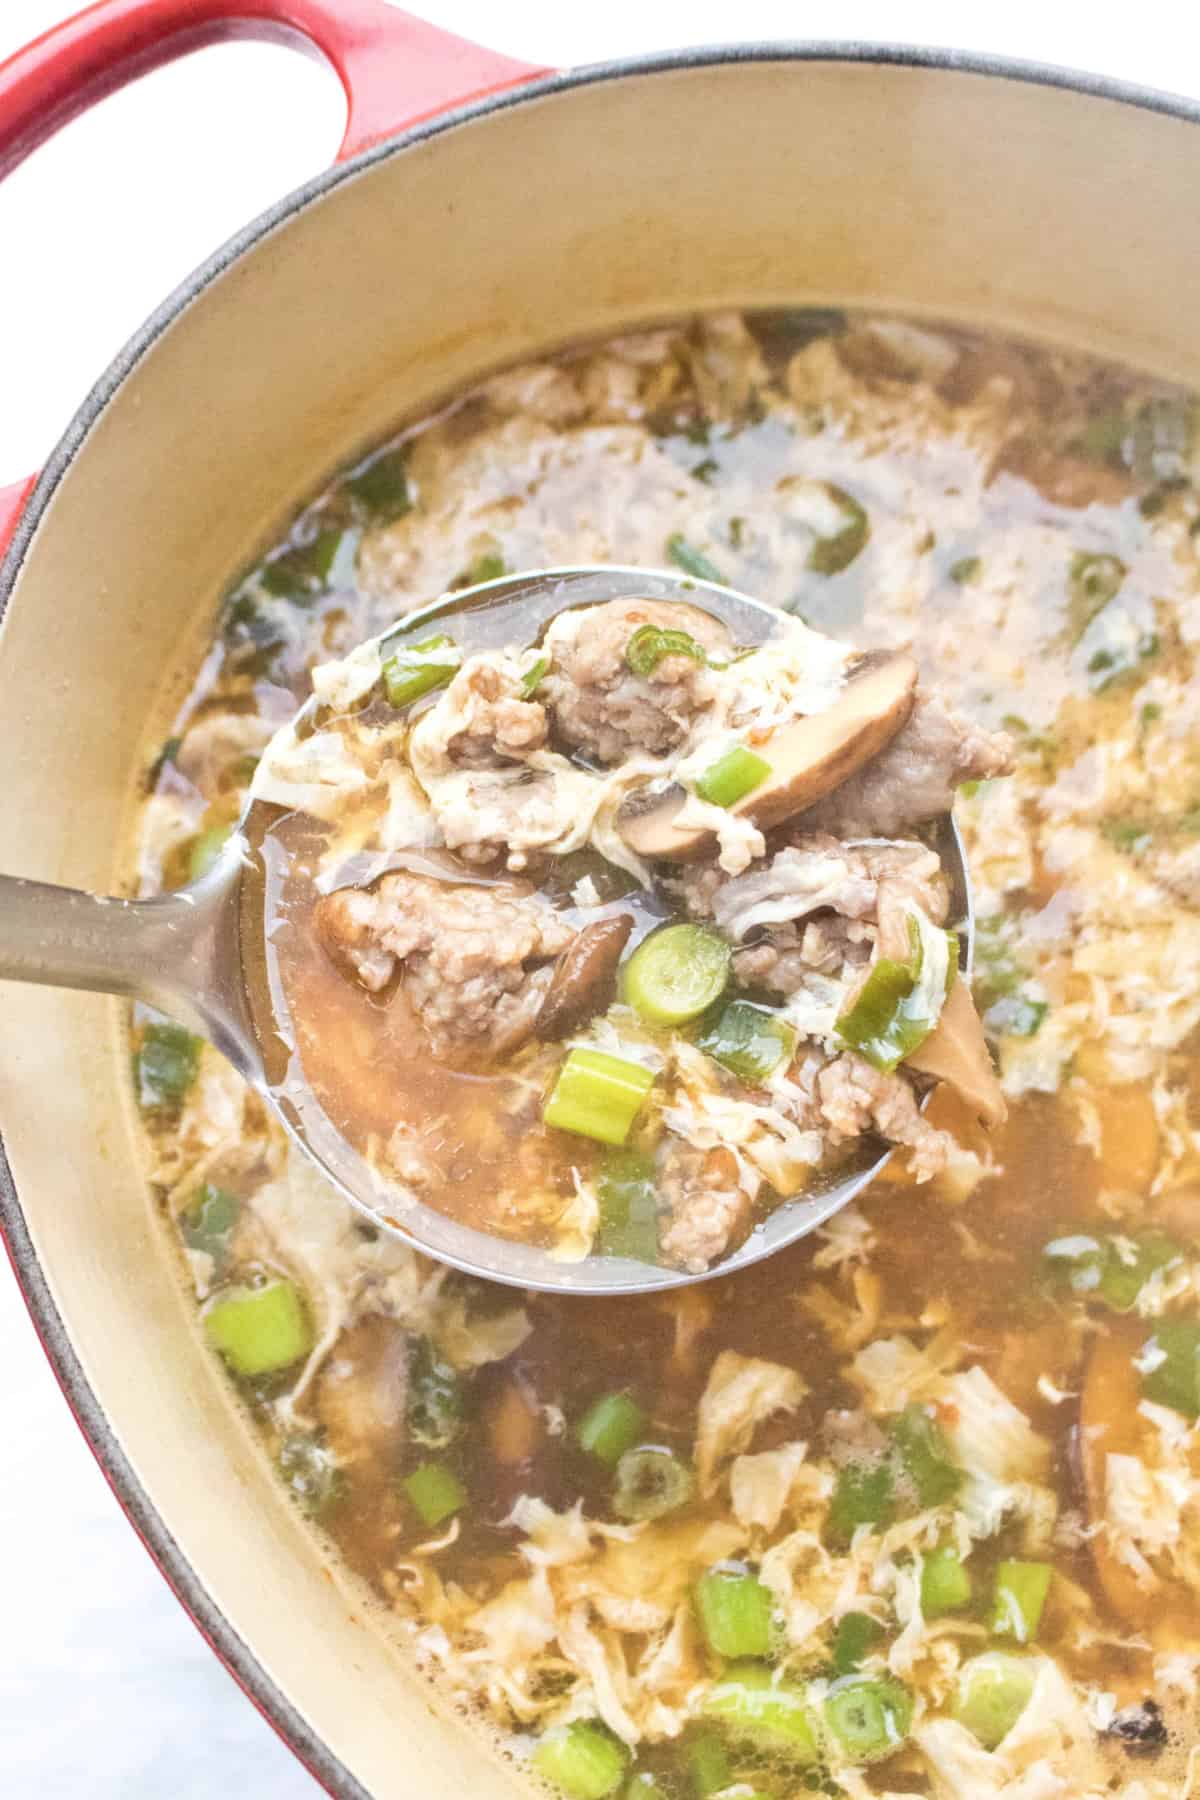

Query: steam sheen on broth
left=135, top=311, right=1200, bottom=1797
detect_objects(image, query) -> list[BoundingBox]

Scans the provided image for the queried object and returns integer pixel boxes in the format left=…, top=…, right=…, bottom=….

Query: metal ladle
left=0, top=566, right=973, bottom=1294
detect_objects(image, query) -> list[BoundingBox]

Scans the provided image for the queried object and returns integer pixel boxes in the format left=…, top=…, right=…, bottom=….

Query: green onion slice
left=990, top=1560, right=1052, bottom=1643
left=828, top=1462, right=895, bottom=1544
left=521, top=655, right=550, bottom=697
left=623, top=924, right=730, bottom=1027
left=596, top=1148, right=659, bottom=1263
left=823, top=1675, right=913, bottom=1763
left=403, top=1460, right=466, bottom=1528
left=952, top=1652, right=1035, bottom=1750
left=1140, top=1319, right=1200, bottom=1417
left=381, top=633, right=462, bottom=708
left=278, top=1433, right=342, bottom=1517
left=532, top=1724, right=629, bottom=1800
left=543, top=1048, right=656, bottom=1146
left=891, top=1404, right=962, bottom=1507
left=693, top=745, right=771, bottom=809
left=693, top=1564, right=774, bottom=1659
left=831, top=1611, right=885, bottom=1674
left=203, top=1277, right=313, bottom=1378
left=136, top=1020, right=201, bottom=1111
left=834, top=907, right=957, bottom=1072
left=407, top=1339, right=465, bottom=1449
left=666, top=534, right=725, bottom=584
left=701, top=1662, right=819, bottom=1763
left=613, top=1445, right=695, bottom=1521
left=697, top=1000, right=795, bottom=1084
left=921, top=1545, right=972, bottom=1618
left=626, top=623, right=708, bottom=676
left=180, top=1183, right=239, bottom=1277
left=577, top=1393, right=646, bottom=1467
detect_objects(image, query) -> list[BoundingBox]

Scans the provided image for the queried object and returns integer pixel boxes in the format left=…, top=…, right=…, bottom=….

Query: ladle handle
left=0, top=870, right=259, bottom=1076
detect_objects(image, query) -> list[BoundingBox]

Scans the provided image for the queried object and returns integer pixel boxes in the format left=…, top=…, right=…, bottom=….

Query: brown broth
left=136, top=310, right=1200, bottom=1793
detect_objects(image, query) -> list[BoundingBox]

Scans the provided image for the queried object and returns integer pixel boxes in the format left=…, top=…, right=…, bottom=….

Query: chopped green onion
left=457, top=550, right=508, bottom=587
left=1067, top=551, right=1126, bottom=642
left=624, top=924, right=731, bottom=1027
left=626, top=622, right=708, bottom=676
left=188, top=822, right=233, bottom=882
left=687, top=1733, right=732, bottom=1798
left=984, top=994, right=1048, bottom=1039
left=596, top=1148, right=659, bottom=1263
left=577, top=1393, right=646, bottom=1467
left=834, top=908, right=955, bottom=1073
left=952, top=1651, right=1035, bottom=1749
left=831, top=1611, right=884, bottom=1674
left=180, top=1183, right=239, bottom=1277
left=701, top=1662, right=819, bottom=1763
left=278, top=1433, right=342, bottom=1517
left=203, top=1278, right=313, bottom=1378
left=827, top=1463, right=895, bottom=1543
left=991, top=1560, right=1052, bottom=1643
left=891, top=1404, right=962, bottom=1507
left=1044, top=1232, right=1182, bottom=1312
left=666, top=534, right=724, bottom=584
left=613, top=1445, right=694, bottom=1521
left=407, top=1339, right=464, bottom=1449
left=921, top=1546, right=972, bottom=1618
left=345, top=445, right=410, bottom=521
left=693, top=1565, right=775, bottom=1659
left=533, top=1723, right=629, bottom=1800
left=697, top=1000, right=795, bottom=1084
left=260, top=524, right=350, bottom=600
left=1129, top=395, right=1196, bottom=485
left=146, top=734, right=181, bottom=788
left=544, top=1048, right=656, bottom=1146
left=381, top=633, right=462, bottom=708
left=1098, top=1233, right=1181, bottom=1311
left=1140, top=1319, right=1200, bottom=1417
left=136, top=1020, right=201, bottom=1111
left=822, top=1674, right=912, bottom=1763
left=522, top=655, right=549, bottom=697
left=624, top=1775, right=669, bottom=1800
left=403, top=1460, right=466, bottom=1528
left=784, top=479, right=870, bottom=574
left=949, top=555, right=981, bottom=585
left=807, top=488, right=869, bottom=575
left=693, top=746, right=771, bottom=809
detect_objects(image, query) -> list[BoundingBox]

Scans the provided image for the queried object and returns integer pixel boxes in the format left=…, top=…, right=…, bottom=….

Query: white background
left=0, top=1, right=1197, bottom=1793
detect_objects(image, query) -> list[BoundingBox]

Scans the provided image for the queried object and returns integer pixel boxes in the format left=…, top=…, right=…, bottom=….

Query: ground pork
left=684, top=837, right=949, bottom=1001
left=733, top=915, right=876, bottom=996
left=541, top=597, right=729, bottom=765
left=817, top=1052, right=955, bottom=1181
left=438, top=656, right=549, bottom=769
left=802, top=690, right=1013, bottom=837
left=657, top=1140, right=754, bottom=1274
left=315, top=872, right=574, bottom=1060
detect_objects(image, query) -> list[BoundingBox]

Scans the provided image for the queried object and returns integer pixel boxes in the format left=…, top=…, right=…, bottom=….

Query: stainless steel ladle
left=0, top=566, right=973, bottom=1295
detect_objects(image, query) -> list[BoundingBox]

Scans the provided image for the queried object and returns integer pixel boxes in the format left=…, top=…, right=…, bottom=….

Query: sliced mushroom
left=906, top=979, right=1007, bottom=1130
left=535, top=914, right=634, bottom=1040
left=617, top=651, right=918, bottom=863
left=314, top=1314, right=409, bottom=1475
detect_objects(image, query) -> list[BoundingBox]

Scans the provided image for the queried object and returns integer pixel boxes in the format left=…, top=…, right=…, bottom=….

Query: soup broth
left=134, top=311, right=1200, bottom=1796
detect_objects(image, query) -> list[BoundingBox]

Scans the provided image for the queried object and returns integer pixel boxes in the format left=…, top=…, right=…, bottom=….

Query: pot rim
left=3, top=36, right=1199, bottom=1799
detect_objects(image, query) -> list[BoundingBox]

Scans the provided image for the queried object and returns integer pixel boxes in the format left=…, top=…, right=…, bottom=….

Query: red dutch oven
left=3, top=5, right=1200, bottom=1795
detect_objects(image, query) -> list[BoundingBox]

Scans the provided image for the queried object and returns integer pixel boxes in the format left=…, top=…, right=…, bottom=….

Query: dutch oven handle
left=0, top=0, right=551, bottom=557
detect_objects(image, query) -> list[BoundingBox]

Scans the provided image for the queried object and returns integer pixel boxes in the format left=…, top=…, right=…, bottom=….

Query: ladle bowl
left=0, top=565, right=973, bottom=1293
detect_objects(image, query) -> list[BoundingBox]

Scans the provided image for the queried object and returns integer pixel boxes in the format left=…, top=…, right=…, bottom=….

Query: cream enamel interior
left=3, top=53, right=1200, bottom=1797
